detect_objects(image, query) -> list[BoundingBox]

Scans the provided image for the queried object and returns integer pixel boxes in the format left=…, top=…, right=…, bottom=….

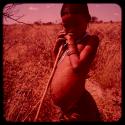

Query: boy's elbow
left=69, top=56, right=81, bottom=72
left=71, top=61, right=80, bottom=72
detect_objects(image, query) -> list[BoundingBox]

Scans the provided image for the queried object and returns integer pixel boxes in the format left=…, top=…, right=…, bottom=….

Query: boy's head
left=61, top=4, right=91, bottom=39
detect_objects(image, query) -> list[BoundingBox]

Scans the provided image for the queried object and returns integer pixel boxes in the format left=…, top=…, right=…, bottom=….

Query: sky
left=3, top=3, right=121, bottom=24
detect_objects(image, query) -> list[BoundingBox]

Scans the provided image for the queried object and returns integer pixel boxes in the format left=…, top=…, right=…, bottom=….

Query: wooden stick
left=34, top=45, right=64, bottom=121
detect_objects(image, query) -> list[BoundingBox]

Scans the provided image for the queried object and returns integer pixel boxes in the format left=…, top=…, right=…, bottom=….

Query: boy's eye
left=63, top=22, right=78, bottom=28
left=63, top=23, right=70, bottom=28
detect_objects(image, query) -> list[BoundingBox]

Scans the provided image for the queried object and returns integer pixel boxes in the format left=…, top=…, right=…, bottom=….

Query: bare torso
left=51, top=43, right=89, bottom=110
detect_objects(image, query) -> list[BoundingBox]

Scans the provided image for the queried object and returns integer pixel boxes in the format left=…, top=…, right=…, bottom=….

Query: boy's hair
left=61, top=4, right=91, bottom=22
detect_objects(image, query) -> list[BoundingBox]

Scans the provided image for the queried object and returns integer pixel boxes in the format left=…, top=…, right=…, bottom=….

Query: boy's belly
left=51, top=55, right=85, bottom=110
left=52, top=55, right=84, bottom=90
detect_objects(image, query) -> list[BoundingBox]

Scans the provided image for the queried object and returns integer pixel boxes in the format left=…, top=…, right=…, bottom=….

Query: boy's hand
left=64, top=33, right=75, bottom=45
left=53, top=30, right=66, bottom=56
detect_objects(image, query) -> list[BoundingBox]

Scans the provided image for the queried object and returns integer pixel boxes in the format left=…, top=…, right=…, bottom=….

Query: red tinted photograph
left=3, top=3, right=121, bottom=122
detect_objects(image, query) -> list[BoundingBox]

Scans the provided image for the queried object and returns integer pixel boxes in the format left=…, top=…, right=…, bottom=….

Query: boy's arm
left=53, top=31, right=66, bottom=59
left=67, top=35, right=99, bottom=72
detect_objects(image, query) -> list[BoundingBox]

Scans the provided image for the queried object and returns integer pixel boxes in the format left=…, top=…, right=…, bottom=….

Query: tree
left=43, top=22, right=53, bottom=25
left=3, top=4, right=27, bottom=24
left=110, top=20, right=113, bottom=23
left=34, top=21, right=42, bottom=25
left=97, top=20, right=103, bottom=23
left=91, top=16, right=98, bottom=23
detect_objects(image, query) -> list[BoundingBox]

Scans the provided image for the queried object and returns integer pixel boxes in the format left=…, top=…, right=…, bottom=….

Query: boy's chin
left=75, top=33, right=86, bottom=41
left=74, top=34, right=82, bottom=39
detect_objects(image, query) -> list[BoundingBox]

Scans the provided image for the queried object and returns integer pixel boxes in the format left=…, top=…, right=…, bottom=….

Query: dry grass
left=3, top=22, right=121, bottom=122
left=87, top=22, right=121, bottom=121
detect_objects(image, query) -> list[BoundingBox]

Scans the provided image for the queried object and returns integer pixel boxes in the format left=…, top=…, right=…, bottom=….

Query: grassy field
left=3, top=22, right=121, bottom=122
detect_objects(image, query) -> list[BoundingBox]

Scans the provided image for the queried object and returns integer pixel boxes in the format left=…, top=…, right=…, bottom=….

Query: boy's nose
left=68, top=33, right=74, bottom=36
left=66, top=29, right=75, bottom=34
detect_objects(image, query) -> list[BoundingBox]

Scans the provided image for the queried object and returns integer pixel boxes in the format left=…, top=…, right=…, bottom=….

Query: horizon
left=3, top=21, right=121, bottom=25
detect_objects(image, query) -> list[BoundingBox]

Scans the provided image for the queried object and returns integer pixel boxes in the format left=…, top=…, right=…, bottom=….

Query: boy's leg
left=59, top=90, right=101, bottom=121
left=76, top=90, right=101, bottom=121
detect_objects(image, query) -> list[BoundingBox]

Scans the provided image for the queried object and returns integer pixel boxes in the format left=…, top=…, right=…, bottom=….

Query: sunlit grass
left=3, top=22, right=121, bottom=122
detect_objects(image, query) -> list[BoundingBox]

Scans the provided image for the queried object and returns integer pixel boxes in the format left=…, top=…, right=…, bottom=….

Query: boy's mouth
left=67, top=32, right=74, bottom=36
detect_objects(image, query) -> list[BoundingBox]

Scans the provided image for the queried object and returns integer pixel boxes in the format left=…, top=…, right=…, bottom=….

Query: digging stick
left=34, top=44, right=64, bottom=121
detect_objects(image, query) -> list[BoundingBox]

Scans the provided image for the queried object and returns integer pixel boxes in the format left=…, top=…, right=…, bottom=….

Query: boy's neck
left=75, top=32, right=87, bottom=43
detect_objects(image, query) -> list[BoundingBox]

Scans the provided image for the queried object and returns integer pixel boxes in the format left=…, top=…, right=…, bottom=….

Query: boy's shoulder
left=80, top=33, right=99, bottom=44
left=86, top=34, right=99, bottom=47
left=87, top=34, right=99, bottom=42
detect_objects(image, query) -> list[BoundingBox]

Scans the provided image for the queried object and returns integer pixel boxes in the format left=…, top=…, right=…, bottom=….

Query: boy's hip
left=59, top=90, right=101, bottom=121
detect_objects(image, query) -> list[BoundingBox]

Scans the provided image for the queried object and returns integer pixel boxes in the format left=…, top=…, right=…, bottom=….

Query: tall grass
left=3, top=22, right=121, bottom=121
left=88, top=23, right=121, bottom=89
left=87, top=22, right=121, bottom=121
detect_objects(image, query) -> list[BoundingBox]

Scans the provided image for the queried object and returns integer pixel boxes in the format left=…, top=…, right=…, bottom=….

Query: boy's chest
left=58, top=43, right=86, bottom=65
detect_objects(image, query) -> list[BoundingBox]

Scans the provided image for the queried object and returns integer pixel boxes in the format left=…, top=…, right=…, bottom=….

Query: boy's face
left=62, top=14, right=88, bottom=40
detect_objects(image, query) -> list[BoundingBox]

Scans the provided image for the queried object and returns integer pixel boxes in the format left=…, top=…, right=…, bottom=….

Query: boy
left=51, top=4, right=101, bottom=121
